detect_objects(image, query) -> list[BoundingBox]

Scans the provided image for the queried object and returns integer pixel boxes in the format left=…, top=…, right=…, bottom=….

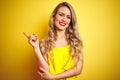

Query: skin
left=54, top=6, right=71, bottom=48
left=23, top=6, right=83, bottom=80
left=23, top=32, right=49, bottom=71
left=54, top=6, right=71, bottom=31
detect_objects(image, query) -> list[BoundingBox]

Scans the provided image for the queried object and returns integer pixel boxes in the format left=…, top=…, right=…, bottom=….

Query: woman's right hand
left=23, top=32, right=39, bottom=48
left=23, top=32, right=50, bottom=73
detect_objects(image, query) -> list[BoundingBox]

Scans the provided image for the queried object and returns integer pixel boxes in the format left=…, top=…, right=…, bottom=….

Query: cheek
left=54, top=16, right=60, bottom=24
left=55, top=15, right=61, bottom=22
left=54, top=18, right=59, bottom=26
left=54, top=16, right=59, bottom=22
left=54, top=18, right=58, bottom=24
left=67, top=20, right=71, bottom=25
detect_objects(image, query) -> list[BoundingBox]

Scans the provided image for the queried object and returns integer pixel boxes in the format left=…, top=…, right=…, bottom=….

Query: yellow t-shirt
left=48, top=45, right=78, bottom=80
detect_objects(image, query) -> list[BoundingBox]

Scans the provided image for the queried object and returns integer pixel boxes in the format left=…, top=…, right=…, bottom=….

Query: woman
left=24, top=2, right=83, bottom=80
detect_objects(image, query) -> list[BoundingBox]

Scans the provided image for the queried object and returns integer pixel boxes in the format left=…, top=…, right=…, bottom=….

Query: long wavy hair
left=40, top=2, right=83, bottom=62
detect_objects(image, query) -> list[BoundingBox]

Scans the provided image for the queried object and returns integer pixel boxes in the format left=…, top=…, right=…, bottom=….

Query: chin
left=57, top=26, right=68, bottom=31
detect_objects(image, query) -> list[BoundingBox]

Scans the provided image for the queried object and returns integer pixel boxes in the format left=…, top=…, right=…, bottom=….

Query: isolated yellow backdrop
left=0, top=0, right=120, bottom=80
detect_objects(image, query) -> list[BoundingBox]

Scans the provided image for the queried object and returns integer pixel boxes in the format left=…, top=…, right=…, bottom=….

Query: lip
left=59, top=22, right=66, bottom=26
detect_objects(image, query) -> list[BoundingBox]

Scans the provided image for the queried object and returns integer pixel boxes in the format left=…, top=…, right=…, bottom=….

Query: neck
left=55, top=30, right=68, bottom=47
left=56, top=30, right=66, bottom=39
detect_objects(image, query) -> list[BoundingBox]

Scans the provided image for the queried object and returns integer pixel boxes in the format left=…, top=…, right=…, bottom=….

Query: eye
left=59, top=13, right=64, bottom=16
left=67, top=16, right=71, bottom=19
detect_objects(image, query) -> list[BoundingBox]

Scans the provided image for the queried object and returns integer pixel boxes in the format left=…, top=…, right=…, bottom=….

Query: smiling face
left=54, top=6, right=71, bottom=31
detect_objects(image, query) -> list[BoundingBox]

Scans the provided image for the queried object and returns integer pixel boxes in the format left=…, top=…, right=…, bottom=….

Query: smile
left=59, top=22, right=66, bottom=26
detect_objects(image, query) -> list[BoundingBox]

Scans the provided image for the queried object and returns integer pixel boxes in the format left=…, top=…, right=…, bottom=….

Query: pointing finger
left=23, top=32, right=29, bottom=39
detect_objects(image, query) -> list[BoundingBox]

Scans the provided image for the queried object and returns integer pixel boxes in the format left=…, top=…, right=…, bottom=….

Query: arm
left=23, top=32, right=49, bottom=71
left=38, top=53, right=83, bottom=80
left=52, top=53, right=83, bottom=79
left=34, top=46, right=49, bottom=71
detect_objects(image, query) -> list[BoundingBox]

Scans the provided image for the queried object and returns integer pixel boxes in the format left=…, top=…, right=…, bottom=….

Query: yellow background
left=0, top=0, right=120, bottom=80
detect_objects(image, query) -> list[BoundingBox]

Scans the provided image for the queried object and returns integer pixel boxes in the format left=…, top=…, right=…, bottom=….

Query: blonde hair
left=40, top=2, right=83, bottom=61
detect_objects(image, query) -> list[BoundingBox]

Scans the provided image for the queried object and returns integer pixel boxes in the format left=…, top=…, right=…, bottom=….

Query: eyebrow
left=58, top=12, right=71, bottom=16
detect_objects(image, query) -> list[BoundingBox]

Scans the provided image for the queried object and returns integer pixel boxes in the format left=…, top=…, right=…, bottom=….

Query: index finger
left=23, top=32, right=29, bottom=39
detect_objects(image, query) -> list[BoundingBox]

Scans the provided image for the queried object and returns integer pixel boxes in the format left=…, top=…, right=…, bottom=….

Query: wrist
left=49, top=75, right=55, bottom=80
left=33, top=45, right=39, bottom=49
left=29, top=44, right=39, bottom=49
left=50, top=75, right=58, bottom=80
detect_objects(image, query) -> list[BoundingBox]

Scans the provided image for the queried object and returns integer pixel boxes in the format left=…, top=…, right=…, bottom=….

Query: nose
left=62, top=16, right=67, bottom=21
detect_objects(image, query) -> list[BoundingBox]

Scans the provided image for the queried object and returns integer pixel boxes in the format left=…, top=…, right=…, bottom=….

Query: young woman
left=24, top=2, right=83, bottom=80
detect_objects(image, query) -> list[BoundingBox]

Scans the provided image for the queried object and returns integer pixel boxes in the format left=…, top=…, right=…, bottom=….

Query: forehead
left=57, top=6, right=71, bottom=15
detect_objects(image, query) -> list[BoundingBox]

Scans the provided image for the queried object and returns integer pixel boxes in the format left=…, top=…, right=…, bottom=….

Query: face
left=54, top=6, right=71, bottom=31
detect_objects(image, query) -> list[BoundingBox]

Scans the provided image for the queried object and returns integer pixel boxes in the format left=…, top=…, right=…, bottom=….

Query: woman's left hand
left=38, top=67, right=53, bottom=80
